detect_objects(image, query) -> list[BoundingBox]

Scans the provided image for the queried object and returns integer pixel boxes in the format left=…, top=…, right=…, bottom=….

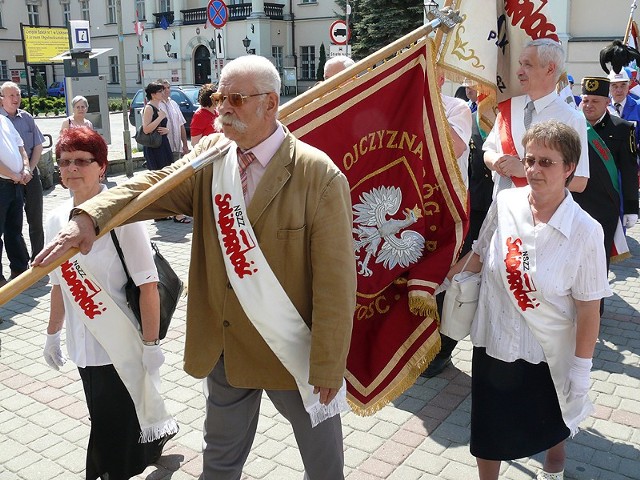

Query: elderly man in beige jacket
left=35, top=56, right=357, bottom=480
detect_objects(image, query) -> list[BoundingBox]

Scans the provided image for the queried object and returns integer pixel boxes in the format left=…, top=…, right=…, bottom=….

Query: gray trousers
left=199, top=356, right=345, bottom=480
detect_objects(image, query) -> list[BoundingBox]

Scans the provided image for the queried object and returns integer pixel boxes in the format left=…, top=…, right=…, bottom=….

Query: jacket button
left=223, top=320, right=230, bottom=327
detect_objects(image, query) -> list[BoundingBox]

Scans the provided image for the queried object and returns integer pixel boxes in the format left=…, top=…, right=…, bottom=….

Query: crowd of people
left=0, top=34, right=638, bottom=480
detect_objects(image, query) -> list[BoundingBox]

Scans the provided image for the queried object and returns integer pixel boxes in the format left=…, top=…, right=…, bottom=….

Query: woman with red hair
left=43, top=127, right=178, bottom=480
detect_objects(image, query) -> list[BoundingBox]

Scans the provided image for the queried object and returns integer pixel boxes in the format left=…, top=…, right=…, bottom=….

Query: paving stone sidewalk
left=0, top=172, right=639, bottom=480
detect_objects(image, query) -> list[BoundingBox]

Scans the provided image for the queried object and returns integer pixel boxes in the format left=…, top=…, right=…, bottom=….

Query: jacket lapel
left=247, top=132, right=295, bottom=224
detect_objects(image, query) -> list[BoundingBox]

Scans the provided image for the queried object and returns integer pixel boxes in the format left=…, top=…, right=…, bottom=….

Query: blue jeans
left=0, top=179, right=29, bottom=279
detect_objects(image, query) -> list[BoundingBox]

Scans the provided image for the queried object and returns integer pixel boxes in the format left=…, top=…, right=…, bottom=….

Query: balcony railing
left=179, top=3, right=284, bottom=26
left=153, top=11, right=174, bottom=28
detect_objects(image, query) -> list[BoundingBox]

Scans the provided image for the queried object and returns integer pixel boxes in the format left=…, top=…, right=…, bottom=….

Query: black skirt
left=470, top=347, right=570, bottom=461
left=78, top=365, right=164, bottom=480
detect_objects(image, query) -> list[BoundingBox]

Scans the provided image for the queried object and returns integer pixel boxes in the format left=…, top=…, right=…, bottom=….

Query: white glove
left=142, top=344, right=165, bottom=375
left=43, top=331, right=67, bottom=370
left=623, top=214, right=638, bottom=228
left=434, top=277, right=451, bottom=295
left=562, top=356, right=592, bottom=403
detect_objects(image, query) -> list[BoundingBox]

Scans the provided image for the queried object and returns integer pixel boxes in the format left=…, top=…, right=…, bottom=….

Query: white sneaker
left=537, top=470, right=564, bottom=480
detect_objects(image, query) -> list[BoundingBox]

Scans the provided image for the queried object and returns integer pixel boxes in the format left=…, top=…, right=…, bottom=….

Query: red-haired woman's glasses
left=58, top=158, right=96, bottom=168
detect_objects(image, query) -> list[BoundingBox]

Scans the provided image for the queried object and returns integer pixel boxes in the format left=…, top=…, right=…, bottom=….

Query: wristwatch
left=142, top=339, right=160, bottom=346
left=23, top=166, right=31, bottom=174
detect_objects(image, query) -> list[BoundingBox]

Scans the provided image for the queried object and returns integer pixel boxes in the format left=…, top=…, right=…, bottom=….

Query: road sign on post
left=215, top=29, right=225, bottom=59
left=207, top=0, right=228, bottom=29
left=329, top=20, right=350, bottom=45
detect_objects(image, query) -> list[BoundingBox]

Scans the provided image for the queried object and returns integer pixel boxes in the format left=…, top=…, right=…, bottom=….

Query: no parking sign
left=207, top=0, right=228, bottom=29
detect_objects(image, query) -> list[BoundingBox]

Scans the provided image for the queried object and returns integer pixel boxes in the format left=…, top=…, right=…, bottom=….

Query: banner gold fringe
left=408, top=295, right=438, bottom=319
left=347, top=332, right=441, bottom=416
left=610, top=251, right=632, bottom=263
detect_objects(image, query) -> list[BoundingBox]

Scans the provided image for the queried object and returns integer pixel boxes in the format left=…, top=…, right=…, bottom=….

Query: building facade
left=0, top=1, right=635, bottom=97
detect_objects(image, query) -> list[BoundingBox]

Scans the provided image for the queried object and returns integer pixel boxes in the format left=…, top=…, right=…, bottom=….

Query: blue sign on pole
left=208, top=0, right=229, bottom=29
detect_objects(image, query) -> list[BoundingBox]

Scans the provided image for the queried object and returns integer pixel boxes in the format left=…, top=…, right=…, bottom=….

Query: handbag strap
left=460, top=252, right=475, bottom=272
left=110, top=230, right=133, bottom=282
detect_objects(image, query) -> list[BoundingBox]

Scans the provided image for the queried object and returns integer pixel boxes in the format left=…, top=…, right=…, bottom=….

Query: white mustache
left=215, top=114, right=248, bottom=133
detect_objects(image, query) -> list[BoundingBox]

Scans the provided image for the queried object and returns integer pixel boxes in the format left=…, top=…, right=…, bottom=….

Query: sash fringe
left=139, top=418, right=179, bottom=443
left=567, top=403, right=594, bottom=438
left=309, top=388, right=350, bottom=428
left=348, top=330, right=441, bottom=416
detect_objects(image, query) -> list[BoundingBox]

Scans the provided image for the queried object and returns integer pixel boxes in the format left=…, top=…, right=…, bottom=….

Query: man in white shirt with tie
left=483, top=38, right=589, bottom=196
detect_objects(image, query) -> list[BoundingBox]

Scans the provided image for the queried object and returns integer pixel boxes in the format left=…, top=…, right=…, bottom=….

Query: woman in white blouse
left=42, top=127, right=177, bottom=479
left=446, top=121, right=611, bottom=480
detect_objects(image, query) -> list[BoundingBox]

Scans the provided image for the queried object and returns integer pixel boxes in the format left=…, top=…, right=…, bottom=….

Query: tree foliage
left=317, top=43, right=327, bottom=81
left=333, top=0, right=424, bottom=59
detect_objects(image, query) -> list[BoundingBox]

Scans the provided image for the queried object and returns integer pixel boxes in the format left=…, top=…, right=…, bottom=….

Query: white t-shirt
left=159, top=98, right=186, bottom=153
left=471, top=187, right=611, bottom=364
left=483, top=92, right=590, bottom=196
left=46, top=193, right=158, bottom=367
left=442, top=94, right=472, bottom=187
left=0, top=115, right=24, bottom=177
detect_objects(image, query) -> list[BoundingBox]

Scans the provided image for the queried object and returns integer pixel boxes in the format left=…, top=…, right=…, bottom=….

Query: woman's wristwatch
left=142, top=339, right=160, bottom=346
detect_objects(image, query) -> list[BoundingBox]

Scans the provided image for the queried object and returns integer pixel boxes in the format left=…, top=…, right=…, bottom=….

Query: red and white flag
left=282, top=38, right=468, bottom=414
left=134, top=10, right=145, bottom=45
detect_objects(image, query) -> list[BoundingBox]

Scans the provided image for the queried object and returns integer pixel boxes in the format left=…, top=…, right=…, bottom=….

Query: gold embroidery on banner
left=450, top=19, right=485, bottom=70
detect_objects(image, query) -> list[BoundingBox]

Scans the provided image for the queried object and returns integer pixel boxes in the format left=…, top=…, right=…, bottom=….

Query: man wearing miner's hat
left=574, top=76, right=639, bottom=277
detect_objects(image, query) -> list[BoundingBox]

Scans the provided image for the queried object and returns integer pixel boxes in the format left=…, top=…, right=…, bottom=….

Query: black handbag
left=110, top=230, right=184, bottom=340
left=134, top=126, right=162, bottom=148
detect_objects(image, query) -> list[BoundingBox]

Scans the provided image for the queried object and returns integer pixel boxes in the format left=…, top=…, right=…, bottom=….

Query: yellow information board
left=23, top=27, right=69, bottom=64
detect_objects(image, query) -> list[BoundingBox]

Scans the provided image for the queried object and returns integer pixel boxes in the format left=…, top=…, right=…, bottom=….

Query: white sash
left=496, top=187, right=593, bottom=436
left=58, top=255, right=178, bottom=442
left=211, top=145, right=349, bottom=427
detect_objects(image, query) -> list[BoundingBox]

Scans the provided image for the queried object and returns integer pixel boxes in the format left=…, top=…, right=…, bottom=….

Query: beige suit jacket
left=81, top=129, right=356, bottom=390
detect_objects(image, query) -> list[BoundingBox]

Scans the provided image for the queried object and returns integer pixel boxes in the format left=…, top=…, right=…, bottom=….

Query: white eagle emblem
left=352, top=186, right=425, bottom=277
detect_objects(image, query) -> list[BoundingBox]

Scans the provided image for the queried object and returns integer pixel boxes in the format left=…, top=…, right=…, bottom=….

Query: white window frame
left=62, top=1, right=71, bottom=26
left=301, top=46, right=316, bottom=80
left=107, top=0, right=116, bottom=23
left=0, top=61, right=8, bottom=80
left=80, top=0, right=90, bottom=22
left=160, top=0, right=171, bottom=12
left=272, top=46, right=283, bottom=74
left=27, top=4, right=40, bottom=26
left=135, top=0, right=145, bottom=20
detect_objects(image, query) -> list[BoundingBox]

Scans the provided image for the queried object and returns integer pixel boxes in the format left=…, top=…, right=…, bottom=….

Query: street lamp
left=242, top=36, right=251, bottom=54
left=164, top=41, right=177, bottom=59
left=208, top=38, right=215, bottom=52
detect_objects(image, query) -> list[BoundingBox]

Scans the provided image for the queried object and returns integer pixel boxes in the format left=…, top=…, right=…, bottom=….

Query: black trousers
left=24, top=167, right=44, bottom=261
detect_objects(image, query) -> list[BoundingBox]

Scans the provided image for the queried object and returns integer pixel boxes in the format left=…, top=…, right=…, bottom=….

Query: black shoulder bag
left=110, top=230, right=184, bottom=339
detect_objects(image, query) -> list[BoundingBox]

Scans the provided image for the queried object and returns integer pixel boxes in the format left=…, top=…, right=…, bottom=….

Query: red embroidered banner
left=282, top=39, right=468, bottom=414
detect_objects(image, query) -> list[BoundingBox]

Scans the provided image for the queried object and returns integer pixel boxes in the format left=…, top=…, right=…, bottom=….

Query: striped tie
left=237, top=149, right=256, bottom=199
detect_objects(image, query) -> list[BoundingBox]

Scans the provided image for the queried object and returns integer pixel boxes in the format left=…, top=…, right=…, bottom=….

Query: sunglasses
left=210, top=92, right=269, bottom=108
left=58, top=158, right=96, bottom=168
left=521, top=157, right=558, bottom=168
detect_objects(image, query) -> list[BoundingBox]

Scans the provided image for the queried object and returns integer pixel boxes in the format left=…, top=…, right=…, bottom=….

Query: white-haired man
left=35, top=56, right=357, bottom=480
left=484, top=38, right=590, bottom=196
left=324, top=55, right=355, bottom=80
left=0, top=81, right=45, bottom=261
